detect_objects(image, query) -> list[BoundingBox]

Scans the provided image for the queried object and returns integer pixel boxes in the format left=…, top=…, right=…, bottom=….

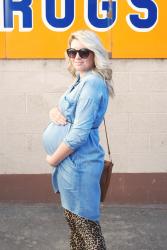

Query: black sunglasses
left=66, top=48, right=93, bottom=59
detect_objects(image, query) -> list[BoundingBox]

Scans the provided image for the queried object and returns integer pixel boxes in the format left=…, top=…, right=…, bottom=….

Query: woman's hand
left=46, top=154, right=57, bottom=167
left=49, top=107, right=67, bottom=125
left=46, top=143, right=74, bottom=167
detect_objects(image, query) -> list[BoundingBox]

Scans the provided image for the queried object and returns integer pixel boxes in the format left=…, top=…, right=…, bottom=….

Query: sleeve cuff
left=63, top=138, right=76, bottom=151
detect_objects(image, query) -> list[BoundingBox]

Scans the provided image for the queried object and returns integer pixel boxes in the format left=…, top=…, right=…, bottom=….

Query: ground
left=0, top=204, right=167, bottom=250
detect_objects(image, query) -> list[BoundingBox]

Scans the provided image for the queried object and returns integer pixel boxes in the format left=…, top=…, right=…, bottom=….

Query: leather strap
left=103, top=117, right=112, bottom=161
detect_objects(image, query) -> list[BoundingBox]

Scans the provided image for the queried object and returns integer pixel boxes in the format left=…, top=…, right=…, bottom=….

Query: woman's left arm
left=46, top=142, right=74, bottom=166
left=46, top=77, right=102, bottom=167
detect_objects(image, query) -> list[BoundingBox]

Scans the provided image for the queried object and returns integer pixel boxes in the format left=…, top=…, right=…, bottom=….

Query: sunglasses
left=66, top=48, right=93, bottom=59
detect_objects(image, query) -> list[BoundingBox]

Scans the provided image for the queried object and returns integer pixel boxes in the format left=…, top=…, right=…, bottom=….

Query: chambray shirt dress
left=44, top=71, right=109, bottom=222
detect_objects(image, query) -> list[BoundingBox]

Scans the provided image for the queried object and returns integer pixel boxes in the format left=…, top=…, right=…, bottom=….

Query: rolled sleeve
left=63, top=79, right=102, bottom=150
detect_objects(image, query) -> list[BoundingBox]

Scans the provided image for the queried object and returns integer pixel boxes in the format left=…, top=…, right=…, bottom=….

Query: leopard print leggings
left=64, top=209, right=107, bottom=250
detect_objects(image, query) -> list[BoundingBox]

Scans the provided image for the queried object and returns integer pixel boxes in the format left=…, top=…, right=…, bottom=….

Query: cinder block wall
left=107, top=59, right=167, bottom=173
left=0, top=59, right=167, bottom=203
left=0, top=60, right=70, bottom=174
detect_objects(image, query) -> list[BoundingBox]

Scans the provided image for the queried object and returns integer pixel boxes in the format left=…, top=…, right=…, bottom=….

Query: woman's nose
left=75, top=52, right=81, bottom=59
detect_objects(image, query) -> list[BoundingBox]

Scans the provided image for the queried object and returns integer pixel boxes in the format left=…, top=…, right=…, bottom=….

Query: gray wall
left=0, top=59, right=167, bottom=174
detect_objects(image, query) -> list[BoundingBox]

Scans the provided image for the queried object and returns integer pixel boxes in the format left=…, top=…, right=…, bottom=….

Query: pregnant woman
left=42, top=30, right=114, bottom=250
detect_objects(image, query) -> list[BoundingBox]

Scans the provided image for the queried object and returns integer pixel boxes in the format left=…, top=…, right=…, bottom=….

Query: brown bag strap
left=103, top=117, right=112, bottom=161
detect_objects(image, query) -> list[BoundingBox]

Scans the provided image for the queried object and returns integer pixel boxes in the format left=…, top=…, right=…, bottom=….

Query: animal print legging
left=64, top=209, right=107, bottom=250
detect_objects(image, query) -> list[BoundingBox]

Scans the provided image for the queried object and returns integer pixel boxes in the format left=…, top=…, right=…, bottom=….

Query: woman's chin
left=74, top=64, right=85, bottom=70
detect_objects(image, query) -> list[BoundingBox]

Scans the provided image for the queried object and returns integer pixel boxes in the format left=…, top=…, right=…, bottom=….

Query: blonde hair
left=65, top=29, right=114, bottom=97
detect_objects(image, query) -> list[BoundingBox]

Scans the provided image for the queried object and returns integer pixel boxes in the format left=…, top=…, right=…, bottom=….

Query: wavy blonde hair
left=65, top=29, right=114, bottom=97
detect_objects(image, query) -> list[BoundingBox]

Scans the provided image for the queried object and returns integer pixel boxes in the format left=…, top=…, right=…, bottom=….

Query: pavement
left=0, top=203, right=167, bottom=250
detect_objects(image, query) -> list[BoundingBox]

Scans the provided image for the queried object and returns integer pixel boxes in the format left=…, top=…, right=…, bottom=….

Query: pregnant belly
left=42, top=122, right=71, bottom=155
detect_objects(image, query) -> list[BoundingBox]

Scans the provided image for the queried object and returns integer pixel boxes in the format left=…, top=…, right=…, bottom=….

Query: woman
left=43, top=30, right=114, bottom=249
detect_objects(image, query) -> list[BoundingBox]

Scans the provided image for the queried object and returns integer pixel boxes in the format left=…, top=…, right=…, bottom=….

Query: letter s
left=126, top=0, right=158, bottom=32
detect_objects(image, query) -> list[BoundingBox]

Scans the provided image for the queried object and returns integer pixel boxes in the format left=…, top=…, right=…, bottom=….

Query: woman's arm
left=63, top=78, right=102, bottom=151
left=46, top=142, right=74, bottom=166
left=46, top=107, right=72, bottom=167
left=46, top=77, right=102, bottom=167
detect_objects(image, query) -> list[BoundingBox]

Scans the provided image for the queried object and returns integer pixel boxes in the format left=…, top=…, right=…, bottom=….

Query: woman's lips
left=74, top=62, right=83, bottom=65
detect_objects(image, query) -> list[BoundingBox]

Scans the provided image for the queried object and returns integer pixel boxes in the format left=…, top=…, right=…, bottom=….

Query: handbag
left=100, top=117, right=114, bottom=202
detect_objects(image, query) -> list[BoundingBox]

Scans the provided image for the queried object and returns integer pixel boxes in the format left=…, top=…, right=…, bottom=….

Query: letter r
left=3, top=0, right=33, bottom=31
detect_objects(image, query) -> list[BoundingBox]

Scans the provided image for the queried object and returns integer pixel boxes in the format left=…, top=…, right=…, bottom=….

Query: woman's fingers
left=54, top=108, right=67, bottom=124
left=49, top=107, right=67, bottom=125
left=56, top=114, right=67, bottom=125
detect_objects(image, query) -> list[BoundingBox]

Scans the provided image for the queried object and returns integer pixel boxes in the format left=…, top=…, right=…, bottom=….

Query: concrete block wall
left=109, top=60, right=167, bottom=173
left=0, top=59, right=167, bottom=175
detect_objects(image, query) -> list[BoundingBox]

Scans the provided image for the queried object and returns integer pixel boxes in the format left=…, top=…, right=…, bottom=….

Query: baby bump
left=42, top=122, right=71, bottom=155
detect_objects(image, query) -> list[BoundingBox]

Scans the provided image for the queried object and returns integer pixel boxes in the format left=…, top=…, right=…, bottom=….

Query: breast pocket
left=63, top=96, right=76, bottom=123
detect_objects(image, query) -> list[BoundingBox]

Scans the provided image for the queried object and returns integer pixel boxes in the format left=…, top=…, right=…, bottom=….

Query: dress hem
left=61, top=204, right=100, bottom=223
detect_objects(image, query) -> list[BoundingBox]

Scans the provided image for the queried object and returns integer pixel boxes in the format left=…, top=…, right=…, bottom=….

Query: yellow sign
left=0, top=33, right=5, bottom=58
left=0, top=0, right=166, bottom=58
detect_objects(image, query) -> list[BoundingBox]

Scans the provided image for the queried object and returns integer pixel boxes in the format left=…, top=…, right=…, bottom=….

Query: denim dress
left=50, top=71, right=109, bottom=222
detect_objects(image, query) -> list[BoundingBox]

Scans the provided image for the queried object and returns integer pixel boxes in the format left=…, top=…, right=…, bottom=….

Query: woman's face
left=70, top=39, right=95, bottom=76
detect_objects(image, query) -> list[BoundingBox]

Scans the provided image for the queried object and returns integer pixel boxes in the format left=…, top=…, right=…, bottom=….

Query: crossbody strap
left=103, top=117, right=112, bottom=161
